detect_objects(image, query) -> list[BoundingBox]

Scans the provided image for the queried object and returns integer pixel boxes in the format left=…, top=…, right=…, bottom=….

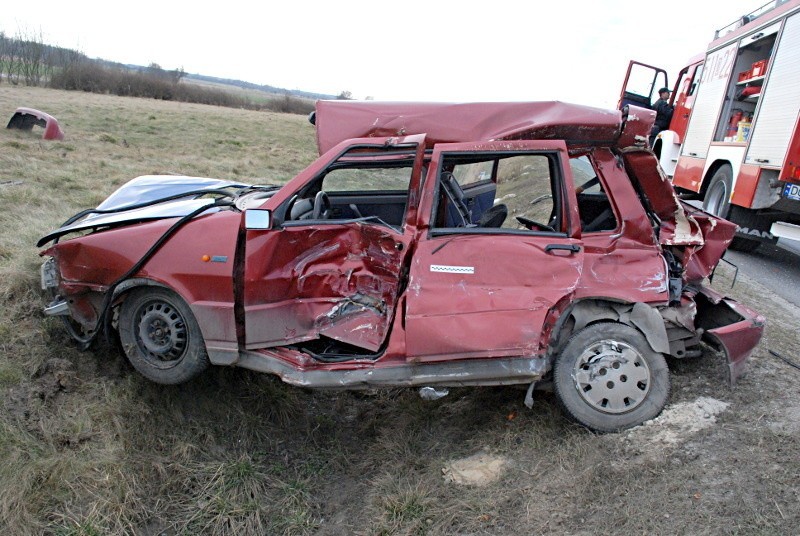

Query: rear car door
left=242, top=135, right=425, bottom=352
left=404, top=140, right=584, bottom=361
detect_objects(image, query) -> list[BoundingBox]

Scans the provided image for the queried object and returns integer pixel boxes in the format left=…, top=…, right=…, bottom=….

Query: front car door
left=242, top=135, right=425, bottom=353
left=618, top=60, right=669, bottom=110
left=404, top=140, right=584, bottom=361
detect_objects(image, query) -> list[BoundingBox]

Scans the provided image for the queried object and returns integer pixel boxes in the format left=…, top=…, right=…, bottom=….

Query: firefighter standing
left=650, top=87, right=674, bottom=146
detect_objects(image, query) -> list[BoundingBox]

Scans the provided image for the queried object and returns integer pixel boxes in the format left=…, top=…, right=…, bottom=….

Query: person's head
left=658, top=87, right=671, bottom=99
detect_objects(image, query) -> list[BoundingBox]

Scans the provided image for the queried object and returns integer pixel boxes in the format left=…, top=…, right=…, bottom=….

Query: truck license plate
left=783, top=183, right=800, bottom=201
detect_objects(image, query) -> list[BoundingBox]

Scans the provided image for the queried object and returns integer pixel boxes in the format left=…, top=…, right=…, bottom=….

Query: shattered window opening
left=568, top=155, right=619, bottom=233
left=284, top=149, right=418, bottom=227
left=431, top=151, right=565, bottom=234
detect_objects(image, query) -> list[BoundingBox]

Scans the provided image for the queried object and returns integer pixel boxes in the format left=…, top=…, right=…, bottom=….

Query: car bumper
left=697, top=286, right=766, bottom=385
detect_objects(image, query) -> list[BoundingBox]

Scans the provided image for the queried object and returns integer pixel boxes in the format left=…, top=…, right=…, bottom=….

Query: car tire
left=553, top=322, right=670, bottom=433
left=118, top=287, right=209, bottom=385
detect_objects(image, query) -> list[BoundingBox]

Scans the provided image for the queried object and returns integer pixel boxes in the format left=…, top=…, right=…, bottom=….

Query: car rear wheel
left=553, top=322, right=669, bottom=432
left=118, top=287, right=209, bottom=385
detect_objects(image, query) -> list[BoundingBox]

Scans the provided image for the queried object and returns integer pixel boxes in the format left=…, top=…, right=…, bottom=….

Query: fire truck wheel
left=553, top=322, right=670, bottom=433
left=702, top=165, right=733, bottom=219
left=118, top=287, right=210, bottom=385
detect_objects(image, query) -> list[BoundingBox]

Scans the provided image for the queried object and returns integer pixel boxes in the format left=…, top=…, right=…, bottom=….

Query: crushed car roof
left=314, top=100, right=654, bottom=154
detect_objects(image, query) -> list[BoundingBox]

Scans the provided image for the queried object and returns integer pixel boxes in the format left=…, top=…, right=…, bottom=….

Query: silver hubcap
left=572, top=339, right=651, bottom=414
left=135, top=300, right=187, bottom=363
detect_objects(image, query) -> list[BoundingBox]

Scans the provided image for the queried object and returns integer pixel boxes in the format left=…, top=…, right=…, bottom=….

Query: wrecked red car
left=39, top=101, right=765, bottom=432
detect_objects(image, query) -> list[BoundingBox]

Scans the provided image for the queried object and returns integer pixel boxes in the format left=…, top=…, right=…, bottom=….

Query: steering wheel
left=576, top=177, right=600, bottom=194
left=312, top=191, right=331, bottom=220
left=516, top=216, right=555, bottom=232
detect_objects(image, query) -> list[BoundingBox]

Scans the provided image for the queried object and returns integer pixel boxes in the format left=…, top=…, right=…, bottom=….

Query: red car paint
left=6, top=107, right=65, bottom=140
left=41, top=101, right=764, bottom=418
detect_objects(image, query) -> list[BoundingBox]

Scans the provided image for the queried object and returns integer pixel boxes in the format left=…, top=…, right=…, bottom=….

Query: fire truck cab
left=620, top=0, right=800, bottom=251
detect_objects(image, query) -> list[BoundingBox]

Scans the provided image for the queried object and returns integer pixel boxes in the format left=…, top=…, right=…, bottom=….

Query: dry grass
left=1, top=86, right=799, bottom=535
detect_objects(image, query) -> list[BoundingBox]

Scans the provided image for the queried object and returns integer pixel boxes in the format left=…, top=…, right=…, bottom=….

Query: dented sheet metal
left=682, top=206, right=737, bottom=281
left=39, top=99, right=765, bottom=433
left=315, top=101, right=628, bottom=154
left=237, top=348, right=549, bottom=388
left=7, top=107, right=65, bottom=140
left=620, top=149, right=705, bottom=246
left=695, top=286, right=766, bottom=385
left=243, top=222, right=409, bottom=352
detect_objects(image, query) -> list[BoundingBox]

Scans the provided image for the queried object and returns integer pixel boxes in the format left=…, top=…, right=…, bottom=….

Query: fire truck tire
left=703, top=165, right=770, bottom=252
left=702, top=165, right=733, bottom=219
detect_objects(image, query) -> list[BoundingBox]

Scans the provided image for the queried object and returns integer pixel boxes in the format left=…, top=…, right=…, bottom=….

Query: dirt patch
left=766, top=399, right=800, bottom=434
left=32, top=357, right=78, bottom=401
left=633, top=396, right=729, bottom=444
left=443, top=451, right=509, bottom=486
left=620, top=396, right=730, bottom=463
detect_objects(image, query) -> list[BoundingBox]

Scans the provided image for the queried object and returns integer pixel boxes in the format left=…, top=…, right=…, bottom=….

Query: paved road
left=722, top=238, right=800, bottom=307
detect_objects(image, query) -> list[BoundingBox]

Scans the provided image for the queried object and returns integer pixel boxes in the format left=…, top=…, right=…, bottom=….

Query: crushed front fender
left=695, top=286, right=766, bottom=385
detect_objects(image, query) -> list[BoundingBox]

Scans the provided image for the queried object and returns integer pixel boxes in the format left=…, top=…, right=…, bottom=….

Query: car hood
left=38, top=175, right=252, bottom=247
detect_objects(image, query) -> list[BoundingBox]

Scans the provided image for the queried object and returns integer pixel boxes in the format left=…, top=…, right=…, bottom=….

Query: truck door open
left=618, top=61, right=669, bottom=110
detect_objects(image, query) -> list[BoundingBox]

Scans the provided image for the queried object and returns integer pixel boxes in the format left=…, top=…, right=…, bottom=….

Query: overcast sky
left=2, top=0, right=765, bottom=108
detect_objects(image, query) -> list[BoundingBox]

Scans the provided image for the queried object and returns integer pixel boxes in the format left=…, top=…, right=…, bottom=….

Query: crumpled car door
left=241, top=135, right=426, bottom=353
left=404, top=139, right=585, bottom=361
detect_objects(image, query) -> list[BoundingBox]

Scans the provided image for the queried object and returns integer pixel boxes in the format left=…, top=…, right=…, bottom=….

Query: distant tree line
left=184, top=73, right=336, bottom=101
left=0, top=30, right=318, bottom=115
left=0, top=29, right=84, bottom=86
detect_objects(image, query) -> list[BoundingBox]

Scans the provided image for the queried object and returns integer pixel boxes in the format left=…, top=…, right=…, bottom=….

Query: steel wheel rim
left=134, top=299, right=188, bottom=366
left=572, top=339, right=652, bottom=414
left=705, top=179, right=728, bottom=216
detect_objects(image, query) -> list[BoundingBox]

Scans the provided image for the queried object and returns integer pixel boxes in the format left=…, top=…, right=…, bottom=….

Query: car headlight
left=40, top=258, right=58, bottom=291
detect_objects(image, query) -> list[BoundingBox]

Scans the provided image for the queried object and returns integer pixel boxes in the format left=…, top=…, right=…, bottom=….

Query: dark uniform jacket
left=652, top=98, right=674, bottom=134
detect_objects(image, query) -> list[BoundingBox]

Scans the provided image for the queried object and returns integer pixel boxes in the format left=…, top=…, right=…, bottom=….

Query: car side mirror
left=245, top=209, right=272, bottom=230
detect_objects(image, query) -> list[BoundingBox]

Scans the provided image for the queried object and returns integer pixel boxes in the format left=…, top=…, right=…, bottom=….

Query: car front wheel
left=553, top=322, right=670, bottom=432
left=118, top=287, right=209, bottom=385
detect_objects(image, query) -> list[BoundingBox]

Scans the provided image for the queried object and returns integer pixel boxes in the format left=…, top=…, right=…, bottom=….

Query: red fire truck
left=620, top=0, right=800, bottom=251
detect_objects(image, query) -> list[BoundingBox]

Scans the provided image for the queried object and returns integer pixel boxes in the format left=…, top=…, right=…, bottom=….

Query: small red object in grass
left=6, top=107, right=65, bottom=140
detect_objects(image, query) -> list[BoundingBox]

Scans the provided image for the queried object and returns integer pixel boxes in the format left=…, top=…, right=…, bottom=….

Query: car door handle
left=545, top=244, right=580, bottom=254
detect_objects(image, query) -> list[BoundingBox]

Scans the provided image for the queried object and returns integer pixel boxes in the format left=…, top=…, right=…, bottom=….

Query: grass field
left=1, top=86, right=798, bottom=535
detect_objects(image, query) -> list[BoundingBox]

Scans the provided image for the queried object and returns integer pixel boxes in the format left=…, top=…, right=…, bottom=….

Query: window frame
left=428, top=149, right=572, bottom=238
left=277, top=144, right=420, bottom=230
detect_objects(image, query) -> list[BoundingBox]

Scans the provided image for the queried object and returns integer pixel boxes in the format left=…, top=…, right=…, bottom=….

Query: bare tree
left=5, top=35, right=21, bottom=85
left=0, top=32, right=6, bottom=84
left=170, top=66, right=186, bottom=84
left=17, top=27, right=46, bottom=86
